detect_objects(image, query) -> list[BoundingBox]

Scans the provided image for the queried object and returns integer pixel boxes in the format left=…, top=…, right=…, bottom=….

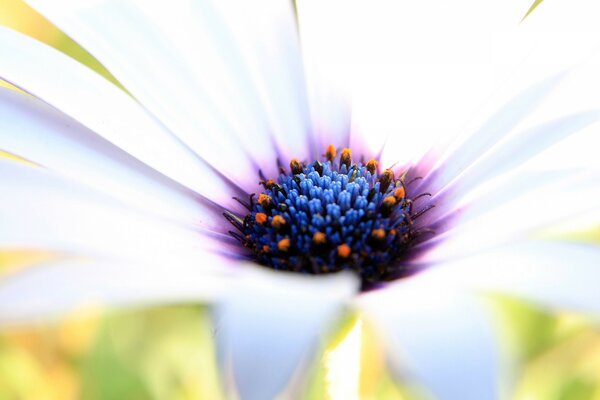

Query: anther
left=326, top=144, right=337, bottom=161
left=272, top=215, right=286, bottom=230
left=371, top=228, right=386, bottom=241
left=278, top=238, right=291, bottom=252
left=337, top=243, right=351, bottom=258
left=340, top=148, right=352, bottom=169
left=394, top=186, right=405, bottom=201
left=312, top=231, right=327, bottom=245
left=262, top=245, right=270, bottom=253
left=258, top=194, right=273, bottom=209
left=379, top=169, right=395, bottom=193
left=261, top=179, right=276, bottom=189
left=313, top=160, right=324, bottom=176
left=366, top=159, right=378, bottom=175
left=290, top=158, right=303, bottom=175
left=380, top=196, right=397, bottom=217
left=255, top=212, right=268, bottom=225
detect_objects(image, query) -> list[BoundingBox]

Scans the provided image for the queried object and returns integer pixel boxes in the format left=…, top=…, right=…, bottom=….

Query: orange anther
left=366, top=159, right=378, bottom=175
left=272, top=215, right=286, bottom=229
left=326, top=144, right=337, bottom=161
left=394, top=186, right=406, bottom=201
left=255, top=212, right=268, bottom=225
left=258, top=193, right=272, bottom=208
left=382, top=196, right=397, bottom=207
left=371, top=228, right=386, bottom=241
left=278, top=238, right=291, bottom=252
left=340, top=148, right=352, bottom=168
left=337, top=243, right=351, bottom=258
left=312, top=232, right=327, bottom=245
left=262, top=245, right=270, bottom=253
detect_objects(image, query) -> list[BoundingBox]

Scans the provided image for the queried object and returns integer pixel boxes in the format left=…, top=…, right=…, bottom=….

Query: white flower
left=1, top=0, right=600, bottom=399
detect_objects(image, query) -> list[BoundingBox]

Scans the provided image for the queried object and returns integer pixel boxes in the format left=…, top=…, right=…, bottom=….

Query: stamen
left=278, top=238, right=291, bottom=252
left=366, top=159, right=378, bottom=175
left=379, top=169, right=395, bottom=193
left=337, top=244, right=351, bottom=258
left=258, top=193, right=272, bottom=209
left=290, top=158, right=303, bottom=175
left=340, top=148, right=352, bottom=169
left=371, top=228, right=386, bottom=242
left=326, top=144, right=337, bottom=161
left=313, top=232, right=327, bottom=245
left=272, top=215, right=286, bottom=229
left=394, top=186, right=405, bottom=201
left=255, top=212, right=268, bottom=225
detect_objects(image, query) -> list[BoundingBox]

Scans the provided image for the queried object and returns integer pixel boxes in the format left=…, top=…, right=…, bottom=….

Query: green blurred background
left=0, top=0, right=599, bottom=398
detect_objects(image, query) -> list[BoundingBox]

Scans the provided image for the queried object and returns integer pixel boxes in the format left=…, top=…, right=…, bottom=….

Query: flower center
left=225, top=145, right=432, bottom=287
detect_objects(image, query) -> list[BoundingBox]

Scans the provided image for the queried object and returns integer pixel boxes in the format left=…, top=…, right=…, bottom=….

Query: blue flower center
left=225, top=146, right=431, bottom=287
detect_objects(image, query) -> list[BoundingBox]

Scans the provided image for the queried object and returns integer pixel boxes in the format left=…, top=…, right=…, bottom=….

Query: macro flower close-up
left=1, top=0, right=600, bottom=399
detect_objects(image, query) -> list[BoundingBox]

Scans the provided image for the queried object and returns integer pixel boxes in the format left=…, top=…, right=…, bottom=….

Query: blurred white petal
left=423, top=241, right=600, bottom=315
left=448, top=111, right=600, bottom=195
left=215, top=268, right=358, bottom=400
left=419, top=170, right=600, bottom=263
left=358, top=282, right=498, bottom=400
left=418, top=110, right=600, bottom=227
left=0, top=87, right=227, bottom=230
left=0, top=257, right=233, bottom=326
left=418, top=74, right=564, bottom=195
left=295, top=0, right=353, bottom=150
left=0, top=160, right=232, bottom=265
left=25, top=0, right=312, bottom=180
left=0, top=26, right=241, bottom=207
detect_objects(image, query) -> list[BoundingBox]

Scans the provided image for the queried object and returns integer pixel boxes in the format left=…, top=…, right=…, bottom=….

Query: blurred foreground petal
left=215, top=268, right=358, bottom=400
left=359, top=282, right=498, bottom=399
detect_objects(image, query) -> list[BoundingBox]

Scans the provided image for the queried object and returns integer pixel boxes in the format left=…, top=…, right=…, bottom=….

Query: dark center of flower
left=225, top=145, right=433, bottom=288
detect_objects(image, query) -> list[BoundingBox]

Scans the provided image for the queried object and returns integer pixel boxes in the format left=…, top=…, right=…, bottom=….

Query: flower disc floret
left=226, top=146, right=429, bottom=286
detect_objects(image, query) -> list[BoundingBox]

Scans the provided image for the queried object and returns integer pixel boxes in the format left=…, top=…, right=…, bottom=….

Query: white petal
left=0, top=86, right=228, bottom=231
left=0, top=160, right=234, bottom=265
left=418, top=170, right=600, bottom=263
left=295, top=0, right=353, bottom=150
left=422, top=241, right=600, bottom=315
left=358, top=282, right=498, bottom=400
left=416, top=74, right=564, bottom=195
left=0, top=26, right=243, bottom=207
left=453, top=111, right=600, bottom=193
left=0, top=257, right=234, bottom=326
left=215, top=268, right=358, bottom=400
left=418, top=111, right=600, bottom=227
left=25, top=0, right=311, bottom=180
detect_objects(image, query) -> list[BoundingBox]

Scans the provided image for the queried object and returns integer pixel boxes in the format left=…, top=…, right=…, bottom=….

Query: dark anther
left=272, top=183, right=287, bottom=197
left=379, top=169, right=395, bottom=193
left=290, top=158, right=303, bottom=175
left=367, top=188, right=377, bottom=202
left=313, top=160, right=324, bottom=175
